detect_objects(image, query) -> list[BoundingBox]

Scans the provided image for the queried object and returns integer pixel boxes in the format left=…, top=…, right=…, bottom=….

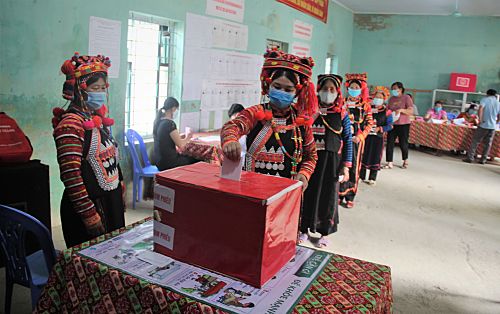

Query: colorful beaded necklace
left=320, top=115, right=343, bottom=134
left=270, top=109, right=303, bottom=175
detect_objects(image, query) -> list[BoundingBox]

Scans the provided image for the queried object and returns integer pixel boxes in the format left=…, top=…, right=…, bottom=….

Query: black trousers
left=386, top=124, right=410, bottom=162
left=360, top=167, right=378, bottom=181
left=466, top=127, right=495, bottom=161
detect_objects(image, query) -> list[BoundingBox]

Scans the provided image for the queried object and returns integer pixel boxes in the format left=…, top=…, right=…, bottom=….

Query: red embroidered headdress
left=260, top=49, right=318, bottom=125
left=53, top=53, right=113, bottom=129
left=60, top=52, right=111, bottom=101
left=372, top=86, right=390, bottom=101
left=345, top=72, right=369, bottom=103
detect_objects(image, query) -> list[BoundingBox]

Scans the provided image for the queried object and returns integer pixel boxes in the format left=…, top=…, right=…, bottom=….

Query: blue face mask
left=348, top=88, right=361, bottom=97
left=86, top=92, right=107, bottom=110
left=173, top=110, right=179, bottom=120
left=372, top=98, right=384, bottom=106
left=469, top=110, right=477, bottom=115
left=435, top=107, right=442, bottom=113
left=391, top=90, right=400, bottom=97
left=268, top=88, right=295, bottom=109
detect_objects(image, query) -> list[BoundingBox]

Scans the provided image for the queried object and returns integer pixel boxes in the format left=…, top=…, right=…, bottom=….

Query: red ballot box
left=153, top=162, right=303, bottom=288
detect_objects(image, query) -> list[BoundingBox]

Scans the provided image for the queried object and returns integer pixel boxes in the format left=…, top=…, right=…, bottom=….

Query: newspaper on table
left=78, top=220, right=331, bottom=314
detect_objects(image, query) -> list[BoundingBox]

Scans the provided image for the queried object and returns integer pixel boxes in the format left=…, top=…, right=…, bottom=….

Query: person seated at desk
left=457, top=104, right=479, bottom=126
left=153, top=97, right=199, bottom=171
left=425, top=101, right=448, bottom=122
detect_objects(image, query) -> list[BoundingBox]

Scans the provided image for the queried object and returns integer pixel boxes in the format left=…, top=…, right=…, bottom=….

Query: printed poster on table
left=206, top=0, right=245, bottom=23
left=277, top=0, right=329, bottom=23
left=78, top=220, right=332, bottom=314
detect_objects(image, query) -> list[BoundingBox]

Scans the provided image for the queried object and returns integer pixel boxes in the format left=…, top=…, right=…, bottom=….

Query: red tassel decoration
left=102, top=117, right=115, bottom=127
left=83, top=120, right=95, bottom=130
left=295, top=116, right=305, bottom=126
left=296, top=81, right=318, bottom=119
left=255, top=110, right=265, bottom=121
left=52, top=107, right=65, bottom=117
left=264, top=110, right=273, bottom=120
left=96, top=105, right=108, bottom=117
left=80, top=82, right=87, bottom=90
left=92, top=115, right=102, bottom=128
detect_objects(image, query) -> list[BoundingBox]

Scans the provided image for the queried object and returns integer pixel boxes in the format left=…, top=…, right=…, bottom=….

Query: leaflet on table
left=78, top=221, right=331, bottom=314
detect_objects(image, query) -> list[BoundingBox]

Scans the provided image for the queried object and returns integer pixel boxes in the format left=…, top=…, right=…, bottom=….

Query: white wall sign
left=153, top=221, right=175, bottom=250
left=88, top=16, right=121, bottom=78
left=293, top=20, right=313, bottom=41
left=291, top=42, right=311, bottom=58
left=154, top=184, right=175, bottom=213
left=206, top=0, right=245, bottom=23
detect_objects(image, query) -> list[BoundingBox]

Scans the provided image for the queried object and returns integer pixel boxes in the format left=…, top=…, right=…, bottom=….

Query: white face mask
left=372, top=98, right=384, bottom=106
left=319, top=91, right=338, bottom=105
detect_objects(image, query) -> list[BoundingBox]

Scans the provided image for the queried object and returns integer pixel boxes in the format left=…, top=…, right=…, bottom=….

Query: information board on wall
left=182, top=11, right=263, bottom=131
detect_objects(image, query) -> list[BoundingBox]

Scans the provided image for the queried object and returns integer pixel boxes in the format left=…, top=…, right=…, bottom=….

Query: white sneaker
left=368, top=180, right=376, bottom=186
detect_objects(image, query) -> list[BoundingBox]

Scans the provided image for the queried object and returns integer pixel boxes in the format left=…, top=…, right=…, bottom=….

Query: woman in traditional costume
left=300, top=74, right=353, bottom=247
left=221, top=48, right=318, bottom=190
left=339, top=73, right=374, bottom=208
left=52, top=53, right=125, bottom=247
left=360, top=86, right=394, bottom=185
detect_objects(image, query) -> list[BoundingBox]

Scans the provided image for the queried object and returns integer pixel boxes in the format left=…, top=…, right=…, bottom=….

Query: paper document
left=137, top=250, right=174, bottom=267
left=220, top=157, right=243, bottom=181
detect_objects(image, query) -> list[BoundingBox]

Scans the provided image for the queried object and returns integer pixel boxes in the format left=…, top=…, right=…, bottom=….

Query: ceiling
left=333, top=0, right=500, bottom=16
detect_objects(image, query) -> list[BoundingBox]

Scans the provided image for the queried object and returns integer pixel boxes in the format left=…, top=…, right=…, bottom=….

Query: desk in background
left=182, top=132, right=223, bottom=165
left=409, top=121, right=500, bottom=158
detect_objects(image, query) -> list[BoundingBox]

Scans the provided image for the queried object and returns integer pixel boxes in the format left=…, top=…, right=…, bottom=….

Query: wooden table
left=35, top=218, right=393, bottom=314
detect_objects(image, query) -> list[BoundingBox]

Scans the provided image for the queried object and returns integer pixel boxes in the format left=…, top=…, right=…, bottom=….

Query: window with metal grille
left=125, top=13, right=176, bottom=139
left=266, top=39, right=289, bottom=52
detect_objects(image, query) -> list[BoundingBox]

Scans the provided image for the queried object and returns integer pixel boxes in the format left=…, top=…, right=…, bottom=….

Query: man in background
left=464, top=89, right=500, bottom=164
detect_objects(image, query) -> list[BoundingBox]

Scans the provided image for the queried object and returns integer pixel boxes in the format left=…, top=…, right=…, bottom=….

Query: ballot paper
left=220, top=156, right=243, bottom=181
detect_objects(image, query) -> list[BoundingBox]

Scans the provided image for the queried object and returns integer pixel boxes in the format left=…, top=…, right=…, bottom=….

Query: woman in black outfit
left=153, top=97, right=199, bottom=171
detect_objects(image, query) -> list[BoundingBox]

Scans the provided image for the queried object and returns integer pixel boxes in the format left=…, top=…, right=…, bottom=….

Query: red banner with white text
left=277, top=0, right=329, bottom=23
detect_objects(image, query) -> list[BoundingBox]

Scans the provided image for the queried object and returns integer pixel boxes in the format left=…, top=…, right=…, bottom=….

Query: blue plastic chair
left=126, top=129, right=159, bottom=209
left=0, top=204, right=58, bottom=313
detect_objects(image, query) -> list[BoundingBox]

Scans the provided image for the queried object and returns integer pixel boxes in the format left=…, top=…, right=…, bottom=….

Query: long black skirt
left=362, top=135, right=384, bottom=170
left=339, top=141, right=364, bottom=202
left=301, top=150, right=340, bottom=236
left=60, top=184, right=125, bottom=248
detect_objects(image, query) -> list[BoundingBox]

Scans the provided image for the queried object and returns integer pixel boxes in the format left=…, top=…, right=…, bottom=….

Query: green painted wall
left=351, top=14, right=500, bottom=112
left=0, top=0, right=353, bottom=224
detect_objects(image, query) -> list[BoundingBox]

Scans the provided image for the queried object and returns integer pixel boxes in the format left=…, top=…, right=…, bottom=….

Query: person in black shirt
left=153, top=97, right=199, bottom=171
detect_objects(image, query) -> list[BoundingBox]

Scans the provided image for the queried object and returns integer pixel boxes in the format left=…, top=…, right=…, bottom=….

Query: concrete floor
left=1, top=148, right=499, bottom=313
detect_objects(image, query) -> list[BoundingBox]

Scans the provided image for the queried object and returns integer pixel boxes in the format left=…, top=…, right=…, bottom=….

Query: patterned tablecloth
left=182, top=133, right=222, bottom=165
left=35, top=218, right=393, bottom=314
left=409, top=121, right=500, bottom=157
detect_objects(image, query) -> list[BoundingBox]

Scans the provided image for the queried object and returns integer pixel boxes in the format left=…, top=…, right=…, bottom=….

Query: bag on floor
left=0, top=112, right=33, bottom=164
